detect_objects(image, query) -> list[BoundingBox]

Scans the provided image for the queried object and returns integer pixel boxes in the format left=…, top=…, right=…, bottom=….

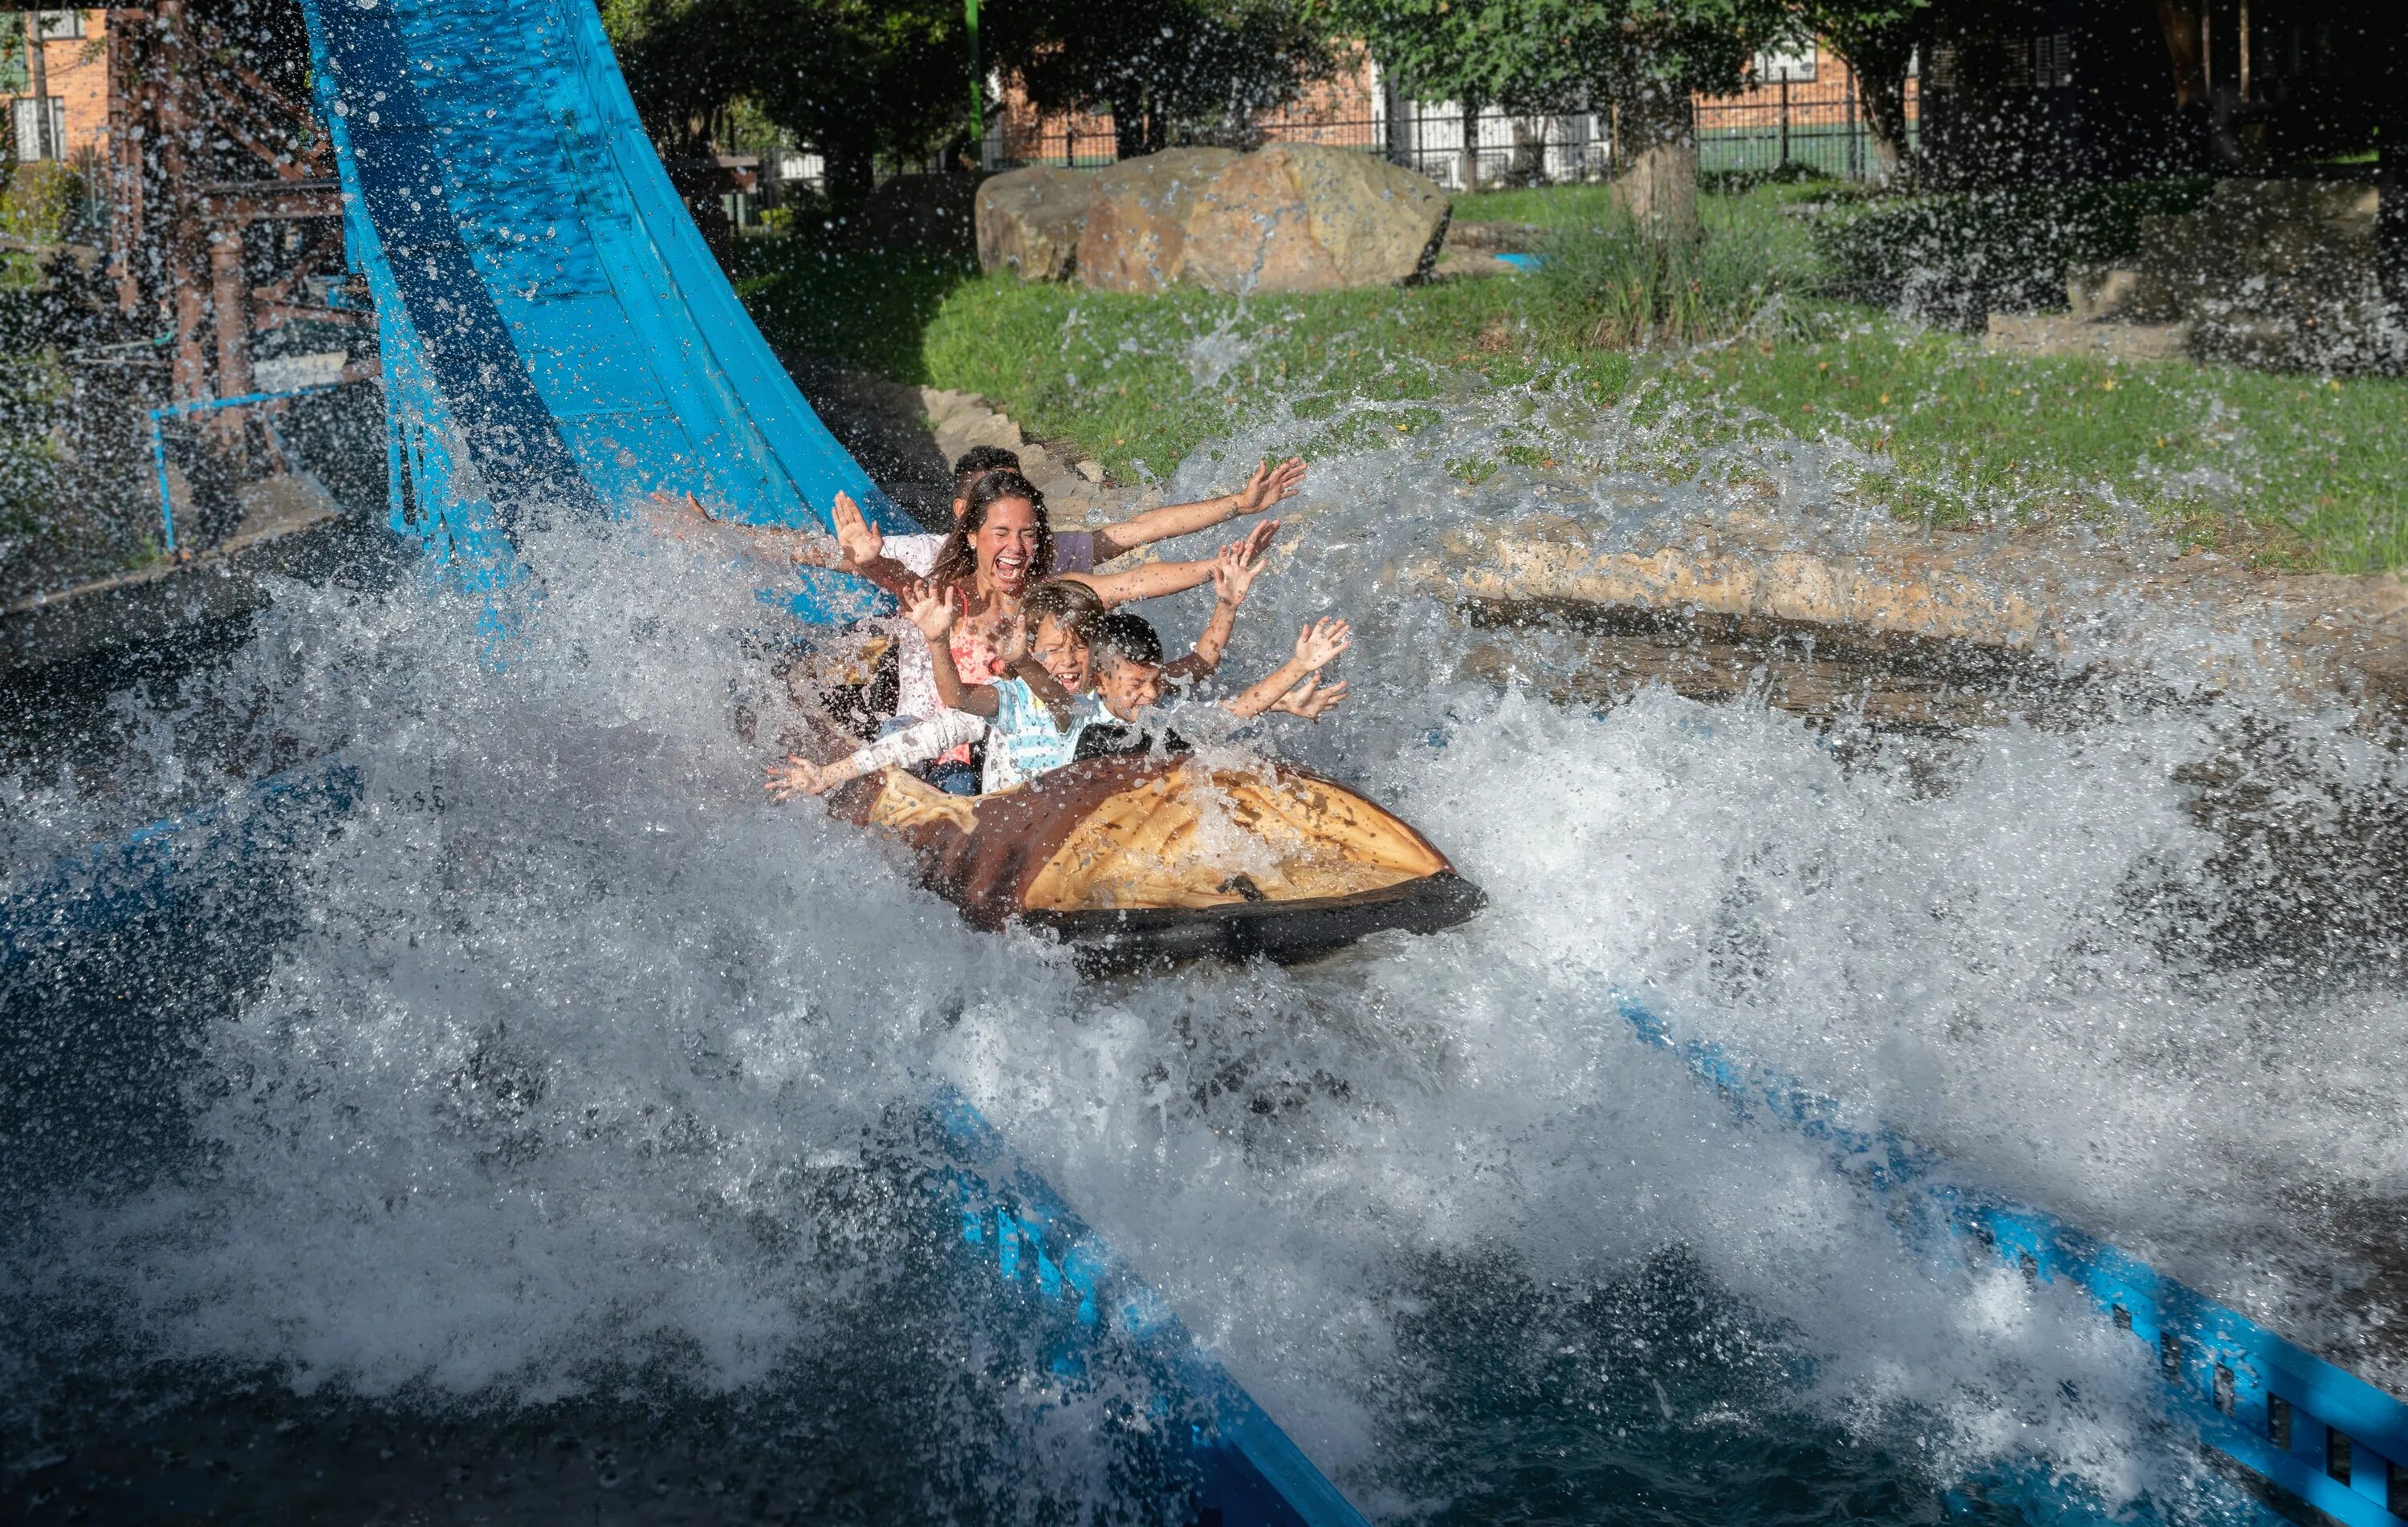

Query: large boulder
left=976, top=166, right=1096, bottom=281
left=1182, top=143, right=1450, bottom=294
left=1076, top=148, right=1241, bottom=294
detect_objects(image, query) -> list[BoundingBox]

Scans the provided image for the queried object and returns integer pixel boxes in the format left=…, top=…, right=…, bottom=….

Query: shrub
left=1539, top=201, right=1816, bottom=348
left=1812, top=177, right=2211, bottom=330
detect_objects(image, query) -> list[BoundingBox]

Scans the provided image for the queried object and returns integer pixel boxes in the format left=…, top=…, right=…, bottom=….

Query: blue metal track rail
left=1616, top=995, right=2408, bottom=1527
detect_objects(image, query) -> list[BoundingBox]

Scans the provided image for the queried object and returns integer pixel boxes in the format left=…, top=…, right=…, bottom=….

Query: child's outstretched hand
left=1211, top=518, right=1279, bottom=607
left=829, top=490, right=883, bottom=570
left=765, top=754, right=836, bottom=801
left=1236, top=457, right=1307, bottom=516
left=905, top=580, right=955, bottom=641
left=1270, top=673, right=1348, bottom=721
left=1291, top=615, right=1350, bottom=670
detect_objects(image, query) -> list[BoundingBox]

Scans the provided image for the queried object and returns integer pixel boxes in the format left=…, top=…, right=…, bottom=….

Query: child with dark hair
left=1076, top=611, right=1349, bottom=761
left=771, top=532, right=1329, bottom=794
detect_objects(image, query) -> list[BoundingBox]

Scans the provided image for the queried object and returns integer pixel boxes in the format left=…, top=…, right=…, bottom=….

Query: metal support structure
left=105, top=2, right=356, bottom=420
left=146, top=382, right=336, bottom=551
left=963, top=0, right=981, bottom=160
left=1615, top=993, right=2408, bottom=1527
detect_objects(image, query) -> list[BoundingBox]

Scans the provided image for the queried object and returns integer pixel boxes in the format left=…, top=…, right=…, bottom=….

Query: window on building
left=1754, top=44, right=1817, bottom=83
left=35, top=12, right=87, bottom=42
left=14, top=96, right=66, bottom=161
left=2031, top=33, right=2073, bottom=89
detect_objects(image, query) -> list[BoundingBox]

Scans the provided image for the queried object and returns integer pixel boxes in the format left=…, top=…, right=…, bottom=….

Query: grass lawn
left=735, top=185, right=2408, bottom=573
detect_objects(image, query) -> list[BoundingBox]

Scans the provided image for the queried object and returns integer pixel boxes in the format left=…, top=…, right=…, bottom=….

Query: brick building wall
left=988, top=37, right=1916, bottom=184
left=2, top=10, right=110, bottom=165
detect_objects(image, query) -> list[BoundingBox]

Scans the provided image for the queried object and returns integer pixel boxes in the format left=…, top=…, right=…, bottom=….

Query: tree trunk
left=25, top=14, right=51, bottom=161
left=1112, top=92, right=1145, bottom=160
left=1460, top=99, right=1480, bottom=194
left=2152, top=0, right=2207, bottom=110
left=1611, top=82, right=1698, bottom=241
left=2381, top=102, right=2408, bottom=315
left=822, top=136, right=876, bottom=209
left=1110, top=93, right=1165, bottom=160
left=1844, top=38, right=1914, bottom=184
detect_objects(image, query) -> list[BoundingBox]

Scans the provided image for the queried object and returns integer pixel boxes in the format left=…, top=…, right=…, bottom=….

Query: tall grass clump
left=1538, top=199, right=1818, bottom=349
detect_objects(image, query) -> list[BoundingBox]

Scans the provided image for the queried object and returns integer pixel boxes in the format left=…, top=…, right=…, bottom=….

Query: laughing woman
left=838, top=469, right=1240, bottom=742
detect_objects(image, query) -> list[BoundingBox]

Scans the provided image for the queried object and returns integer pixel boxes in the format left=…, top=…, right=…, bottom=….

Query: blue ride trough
left=279, top=0, right=1369, bottom=1519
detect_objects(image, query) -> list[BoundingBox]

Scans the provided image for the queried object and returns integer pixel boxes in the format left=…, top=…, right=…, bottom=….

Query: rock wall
left=1183, top=144, right=1449, bottom=294
left=974, top=168, right=1095, bottom=281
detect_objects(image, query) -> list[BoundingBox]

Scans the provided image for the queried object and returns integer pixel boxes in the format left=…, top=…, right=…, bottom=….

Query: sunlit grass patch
left=1666, top=323, right=2408, bottom=569
left=738, top=185, right=2408, bottom=572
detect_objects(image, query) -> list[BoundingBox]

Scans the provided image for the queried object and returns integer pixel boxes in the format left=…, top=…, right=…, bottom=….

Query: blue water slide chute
left=299, top=0, right=912, bottom=600
left=281, top=2, right=1365, bottom=1520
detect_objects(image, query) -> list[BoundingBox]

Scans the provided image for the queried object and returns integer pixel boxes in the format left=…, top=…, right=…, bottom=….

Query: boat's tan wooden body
left=826, top=753, right=1478, bottom=965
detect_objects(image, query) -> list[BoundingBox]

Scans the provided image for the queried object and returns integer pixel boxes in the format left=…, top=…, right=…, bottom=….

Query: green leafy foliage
left=1014, top=2, right=1339, bottom=152
left=1813, top=178, right=2214, bottom=330
left=607, top=1, right=1338, bottom=201
left=1316, top=0, right=1778, bottom=113
left=1792, top=0, right=1926, bottom=173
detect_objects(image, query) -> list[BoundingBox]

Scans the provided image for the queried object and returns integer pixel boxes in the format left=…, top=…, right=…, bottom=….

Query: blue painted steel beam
left=931, top=1087, right=1372, bottom=1527
left=1614, top=993, right=2408, bottom=1527
left=146, top=384, right=340, bottom=552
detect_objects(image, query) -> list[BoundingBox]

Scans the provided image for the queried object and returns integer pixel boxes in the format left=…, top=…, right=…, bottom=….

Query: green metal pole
left=965, top=0, right=982, bottom=164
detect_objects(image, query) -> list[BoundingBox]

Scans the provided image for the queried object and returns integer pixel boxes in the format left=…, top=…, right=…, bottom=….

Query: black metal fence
left=1692, top=75, right=1921, bottom=180
left=995, top=81, right=1917, bottom=189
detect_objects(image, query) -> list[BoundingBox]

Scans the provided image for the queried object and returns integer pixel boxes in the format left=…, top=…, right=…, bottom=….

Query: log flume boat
left=818, top=747, right=1486, bottom=973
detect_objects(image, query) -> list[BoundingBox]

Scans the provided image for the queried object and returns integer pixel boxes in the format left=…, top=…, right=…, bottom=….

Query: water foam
left=5, top=381, right=2397, bottom=1520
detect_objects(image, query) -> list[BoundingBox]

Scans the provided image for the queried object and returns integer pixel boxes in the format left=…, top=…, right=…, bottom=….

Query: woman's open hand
left=905, top=579, right=956, bottom=641
left=1235, top=456, right=1307, bottom=516
left=1291, top=615, right=1350, bottom=670
left=830, top=490, right=882, bottom=571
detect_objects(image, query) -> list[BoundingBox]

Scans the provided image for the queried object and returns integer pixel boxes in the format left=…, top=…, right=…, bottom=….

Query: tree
left=1009, top=1, right=1340, bottom=161
left=1574, top=1, right=1788, bottom=238
left=1317, top=0, right=1587, bottom=193
left=608, top=1, right=1338, bottom=207
left=1323, top=0, right=1784, bottom=226
left=608, top=0, right=970, bottom=205
left=1796, top=0, right=1927, bottom=182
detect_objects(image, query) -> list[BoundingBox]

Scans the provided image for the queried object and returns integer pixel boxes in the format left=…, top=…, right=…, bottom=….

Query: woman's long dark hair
left=930, top=469, right=1052, bottom=590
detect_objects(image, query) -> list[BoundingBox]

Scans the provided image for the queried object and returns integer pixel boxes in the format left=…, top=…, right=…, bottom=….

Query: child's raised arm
left=1164, top=519, right=1278, bottom=681
left=1086, top=457, right=1306, bottom=562
left=766, top=710, right=989, bottom=800
left=1220, top=616, right=1350, bottom=720
left=909, top=581, right=1002, bottom=719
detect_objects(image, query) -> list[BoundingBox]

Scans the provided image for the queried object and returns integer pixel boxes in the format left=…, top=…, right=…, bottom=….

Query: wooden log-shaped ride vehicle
left=821, top=749, right=1486, bottom=973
